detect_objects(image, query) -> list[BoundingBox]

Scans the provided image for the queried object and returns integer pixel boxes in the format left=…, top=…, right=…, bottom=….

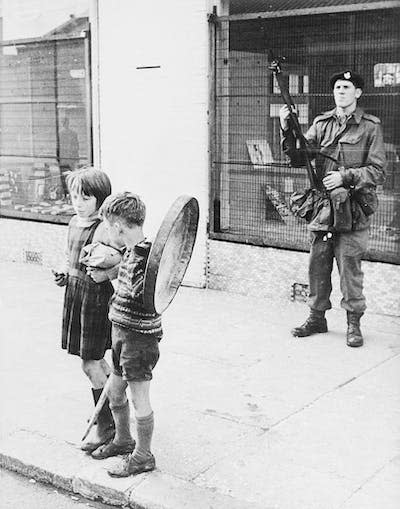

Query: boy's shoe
left=107, top=453, right=156, bottom=477
left=91, top=440, right=135, bottom=459
left=80, top=424, right=115, bottom=453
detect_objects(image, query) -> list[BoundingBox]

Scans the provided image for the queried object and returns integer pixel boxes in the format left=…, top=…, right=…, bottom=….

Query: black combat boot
left=291, top=309, right=328, bottom=337
left=81, top=388, right=115, bottom=452
left=346, top=312, right=364, bottom=347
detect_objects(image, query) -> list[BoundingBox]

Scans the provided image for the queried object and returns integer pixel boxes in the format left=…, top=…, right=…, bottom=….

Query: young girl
left=54, top=167, right=119, bottom=453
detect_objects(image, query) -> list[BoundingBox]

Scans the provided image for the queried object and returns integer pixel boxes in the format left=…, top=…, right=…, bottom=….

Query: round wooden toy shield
left=143, top=195, right=199, bottom=314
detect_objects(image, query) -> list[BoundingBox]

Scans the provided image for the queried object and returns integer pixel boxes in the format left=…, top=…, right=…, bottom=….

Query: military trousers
left=307, top=229, right=370, bottom=314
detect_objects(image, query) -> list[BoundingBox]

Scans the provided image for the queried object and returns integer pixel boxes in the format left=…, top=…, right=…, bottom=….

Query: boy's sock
left=110, top=400, right=134, bottom=445
left=131, top=412, right=154, bottom=463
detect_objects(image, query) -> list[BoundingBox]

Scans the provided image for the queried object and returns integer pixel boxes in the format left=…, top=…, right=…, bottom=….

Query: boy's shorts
left=111, top=323, right=160, bottom=382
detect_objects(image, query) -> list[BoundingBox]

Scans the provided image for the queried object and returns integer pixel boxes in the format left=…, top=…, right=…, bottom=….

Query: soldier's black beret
left=329, top=71, right=364, bottom=90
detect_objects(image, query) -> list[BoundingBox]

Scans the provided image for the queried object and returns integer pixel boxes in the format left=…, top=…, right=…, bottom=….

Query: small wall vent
left=24, top=250, right=43, bottom=265
left=291, top=282, right=309, bottom=302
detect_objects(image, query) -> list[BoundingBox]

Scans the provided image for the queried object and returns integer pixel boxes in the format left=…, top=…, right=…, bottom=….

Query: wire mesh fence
left=210, top=6, right=400, bottom=264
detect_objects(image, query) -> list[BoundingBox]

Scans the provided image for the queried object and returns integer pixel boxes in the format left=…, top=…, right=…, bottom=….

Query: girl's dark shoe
left=81, top=387, right=115, bottom=452
left=107, top=453, right=156, bottom=477
left=80, top=423, right=115, bottom=453
left=91, top=440, right=135, bottom=459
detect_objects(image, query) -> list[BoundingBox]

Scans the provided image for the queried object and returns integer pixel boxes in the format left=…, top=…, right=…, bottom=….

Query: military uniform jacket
left=282, top=107, right=387, bottom=230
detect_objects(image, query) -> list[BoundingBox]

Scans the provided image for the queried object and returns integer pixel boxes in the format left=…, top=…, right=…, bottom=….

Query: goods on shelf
left=0, top=166, right=74, bottom=217
left=0, top=172, right=12, bottom=207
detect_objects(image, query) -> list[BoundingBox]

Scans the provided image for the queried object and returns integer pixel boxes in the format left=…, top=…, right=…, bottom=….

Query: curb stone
left=0, top=429, right=266, bottom=509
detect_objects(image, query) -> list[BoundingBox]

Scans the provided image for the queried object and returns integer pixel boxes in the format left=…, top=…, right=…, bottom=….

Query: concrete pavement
left=0, top=261, right=399, bottom=509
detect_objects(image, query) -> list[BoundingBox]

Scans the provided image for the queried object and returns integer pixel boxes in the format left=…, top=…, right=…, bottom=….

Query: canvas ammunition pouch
left=352, top=186, right=378, bottom=217
left=330, top=187, right=352, bottom=232
left=290, top=183, right=379, bottom=232
left=289, top=186, right=354, bottom=232
left=289, top=188, right=332, bottom=231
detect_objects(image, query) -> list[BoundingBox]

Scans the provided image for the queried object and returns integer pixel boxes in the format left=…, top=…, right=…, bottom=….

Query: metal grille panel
left=210, top=8, right=400, bottom=264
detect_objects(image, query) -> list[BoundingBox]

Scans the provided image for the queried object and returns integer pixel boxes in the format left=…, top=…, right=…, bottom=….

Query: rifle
left=268, top=53, right=319, bottom=190
left=268, top=53, right=352, bottom=232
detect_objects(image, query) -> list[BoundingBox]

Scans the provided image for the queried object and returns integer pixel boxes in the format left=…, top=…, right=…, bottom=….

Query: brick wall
left=207, top=239, right=400, bottom=317
left=2, top=218, right=398, bottom=316
left=0, top=218, right=66, bottom=270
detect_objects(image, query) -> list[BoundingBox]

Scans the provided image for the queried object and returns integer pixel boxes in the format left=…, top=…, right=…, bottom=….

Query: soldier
left=280, top=71, right=386, bottom=347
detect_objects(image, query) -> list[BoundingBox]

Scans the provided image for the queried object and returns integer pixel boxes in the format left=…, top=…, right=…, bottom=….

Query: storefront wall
left=0, top=0, right=90, bottom=269
left=207, top=0, right=400, bottom=316
left=1, top=0, right=399, bottom=316
left=0, top=0, right=211, bottom=287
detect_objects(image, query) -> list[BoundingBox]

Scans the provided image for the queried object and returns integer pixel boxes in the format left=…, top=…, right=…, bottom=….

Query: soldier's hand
left=323, top=171, right=343, bottom=191
left=279, top=105, right=291, bottom=130
left=279, top=105, right=298, bottom=130
left=86, top=267, right=109, bottom=283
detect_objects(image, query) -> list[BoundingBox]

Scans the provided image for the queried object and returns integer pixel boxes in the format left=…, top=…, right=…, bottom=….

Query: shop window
left=210, top=7, right=400, bottom=264
left=0, top=1, right=91, bottom=223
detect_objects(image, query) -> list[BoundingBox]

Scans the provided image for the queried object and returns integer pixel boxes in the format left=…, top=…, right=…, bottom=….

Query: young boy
left=92, top=192, right=162, bottom=477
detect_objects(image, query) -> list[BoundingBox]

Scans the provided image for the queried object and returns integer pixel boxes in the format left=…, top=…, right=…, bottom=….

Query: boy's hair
left=99, top=192, right=146, bottom=227
left=66, top=167, right=112, bottom=208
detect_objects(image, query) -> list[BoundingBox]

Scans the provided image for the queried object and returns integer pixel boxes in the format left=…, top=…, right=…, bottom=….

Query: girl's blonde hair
left=66, top=167, right=111, bottom=208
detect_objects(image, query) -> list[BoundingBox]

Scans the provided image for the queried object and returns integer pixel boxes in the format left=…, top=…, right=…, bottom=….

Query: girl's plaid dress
left=61, top=217, right=114, bottom=360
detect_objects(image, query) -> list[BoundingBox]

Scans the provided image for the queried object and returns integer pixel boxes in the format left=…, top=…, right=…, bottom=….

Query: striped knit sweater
left=108, top=241, right=162, bottom=337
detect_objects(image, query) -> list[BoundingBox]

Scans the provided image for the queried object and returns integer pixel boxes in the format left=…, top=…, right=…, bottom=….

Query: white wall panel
left=96, top=0, right=210, bottom=287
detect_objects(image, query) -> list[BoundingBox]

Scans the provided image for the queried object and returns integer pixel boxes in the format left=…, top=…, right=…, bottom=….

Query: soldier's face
left=333, top=80, right=362, bottom=109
